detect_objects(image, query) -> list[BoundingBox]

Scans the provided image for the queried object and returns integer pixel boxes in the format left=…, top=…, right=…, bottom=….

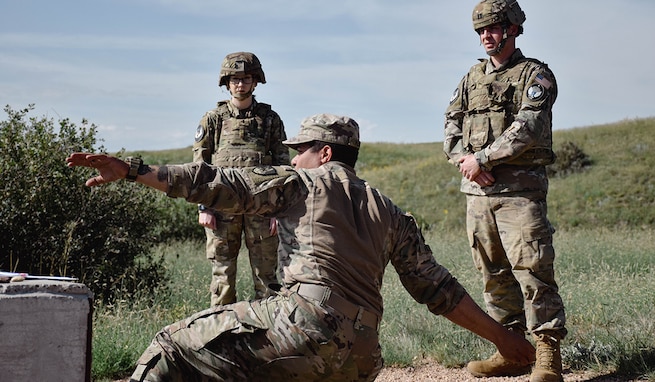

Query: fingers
left=84, top=154, right=109, bottom=168
left=66, top=153, right=108, bottom=168
left=85, top=175, right=104, bottom=187
left=66, top=153, right=88, bottom=167
left=473, top=171, right=495, bottom=187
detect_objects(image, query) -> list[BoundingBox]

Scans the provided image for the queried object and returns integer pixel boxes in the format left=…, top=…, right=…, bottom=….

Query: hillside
left=128, top=117, right=655, bottom=232
left=358, top=117, right=655, bottom=231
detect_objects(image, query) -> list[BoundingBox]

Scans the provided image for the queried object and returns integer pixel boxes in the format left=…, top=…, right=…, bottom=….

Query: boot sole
left=467, top=365, right=532, bottom=378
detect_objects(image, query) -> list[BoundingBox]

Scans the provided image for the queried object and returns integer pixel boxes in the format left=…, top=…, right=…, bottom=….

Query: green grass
left=92, top=240, right=256, bottom=381
left=94, top=118, right=655, bottom=381
left=381, top=228, right=655, bottom=379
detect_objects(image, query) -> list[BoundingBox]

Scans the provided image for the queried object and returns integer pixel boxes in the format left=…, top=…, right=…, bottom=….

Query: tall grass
left=92, top=240, right=257, bottom=381
left=92, top=228, right=655, bottom=381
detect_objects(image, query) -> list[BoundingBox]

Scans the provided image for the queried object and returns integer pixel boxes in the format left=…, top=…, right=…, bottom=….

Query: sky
left=1, top=0, right=653, bottom=152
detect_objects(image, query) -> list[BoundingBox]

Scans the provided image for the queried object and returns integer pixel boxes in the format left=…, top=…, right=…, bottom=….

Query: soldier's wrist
left=474, top=151, right=492, bottom=171
left=125, top=157, right=148, bottom=182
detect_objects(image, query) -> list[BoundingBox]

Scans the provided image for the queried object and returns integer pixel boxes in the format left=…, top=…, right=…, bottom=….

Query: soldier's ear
left=320, top=145, right=332, bottom=164
left=508, top=24, right=520, bottom=37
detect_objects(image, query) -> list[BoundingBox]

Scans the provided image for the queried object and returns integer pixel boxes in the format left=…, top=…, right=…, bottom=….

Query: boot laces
left=535, top=335, right=559, bottom=369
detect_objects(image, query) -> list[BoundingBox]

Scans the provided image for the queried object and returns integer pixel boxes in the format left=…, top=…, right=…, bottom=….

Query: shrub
left=124, top=151, right=204, bottom=243
left=149, top=195, right=204, bottom=243
left=0, top=105, right=168, bottom=303
left=547, top=141, right=591, bottom=178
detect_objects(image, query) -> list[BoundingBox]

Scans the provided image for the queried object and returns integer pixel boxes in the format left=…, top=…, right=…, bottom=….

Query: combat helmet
left=472, top=0, right=525, bottom=35
left=218, top=52, right=266, bottom=87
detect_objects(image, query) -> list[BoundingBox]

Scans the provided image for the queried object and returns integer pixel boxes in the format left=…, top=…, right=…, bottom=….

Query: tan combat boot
left=467, top=351, right=533, bottom=377
left=530, top=333, right=563, bottom=382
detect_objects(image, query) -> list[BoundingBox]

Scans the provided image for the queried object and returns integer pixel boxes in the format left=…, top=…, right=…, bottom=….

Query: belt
left=293, top=283, right=379, bottom=330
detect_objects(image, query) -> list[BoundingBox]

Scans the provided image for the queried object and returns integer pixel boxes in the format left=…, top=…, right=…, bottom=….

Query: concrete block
left=0, top=280, right=93, bottom=382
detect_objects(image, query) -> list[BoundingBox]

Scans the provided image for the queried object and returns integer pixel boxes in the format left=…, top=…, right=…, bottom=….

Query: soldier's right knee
left=130, top=344, right=169, bottom=382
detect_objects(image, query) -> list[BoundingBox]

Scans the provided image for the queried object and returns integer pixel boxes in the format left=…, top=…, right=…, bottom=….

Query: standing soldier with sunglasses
left=193, top=52, right=289, bottom=307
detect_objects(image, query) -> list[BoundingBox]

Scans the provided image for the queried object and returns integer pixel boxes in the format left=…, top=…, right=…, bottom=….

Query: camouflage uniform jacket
left=444, top=49, right=557, bottom=195
left=166, top=161, right=466, bottom=319
left=193, top=98, right=290, bottom=167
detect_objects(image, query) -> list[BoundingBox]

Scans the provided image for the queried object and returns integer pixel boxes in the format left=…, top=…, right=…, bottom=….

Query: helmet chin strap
left=230, top=83, right=256, bottom=100
left=486, top=26, right=509, bottom=56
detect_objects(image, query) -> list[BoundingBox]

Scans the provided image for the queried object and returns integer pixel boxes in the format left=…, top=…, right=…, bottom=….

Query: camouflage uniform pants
left=465, top=192, right=566, bottom=337
left=129, top=288, right=382, bottom=382
left=206, top=213, right=279, bottom=306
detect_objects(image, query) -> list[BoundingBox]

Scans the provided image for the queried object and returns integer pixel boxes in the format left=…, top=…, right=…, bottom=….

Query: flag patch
left=535, top=73, right=552, bottom=89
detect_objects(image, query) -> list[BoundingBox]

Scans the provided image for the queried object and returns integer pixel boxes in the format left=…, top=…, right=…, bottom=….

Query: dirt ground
left=115, top=361, right=643, bottom=381
left=374, top=360, right=642, bottom=382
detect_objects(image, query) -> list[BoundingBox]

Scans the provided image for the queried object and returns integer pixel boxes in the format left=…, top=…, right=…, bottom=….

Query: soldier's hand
left=66, top=153, right=128, bottom=187
left=198, top=211, right=216, bottom=230
left=473, top=171, right=495, bottom=187
left=458, top=155, right=482, bottom=181
left=496, top=329, right=536, bottom=365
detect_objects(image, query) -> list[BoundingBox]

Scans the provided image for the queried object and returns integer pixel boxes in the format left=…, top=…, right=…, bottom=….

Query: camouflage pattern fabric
left=472, top=0, right=526, bottom=32
left=206, top=214, right=279, bottom=305
left=283, top=114, right=360, bottom=149
left=131, top=289, right=381, bottom=382
left=193, top=99, right=289, bottom=167
left=444, top=49, right=557, bottom=196
left=219, top=51, right=266, bottom=86
left=130, top=160, right=467, bottom=381
left=466, top=192, right=566, bottom=334
left=443, top=49, right=566, bottom=339
left=192, top=98, right=289, bottom=306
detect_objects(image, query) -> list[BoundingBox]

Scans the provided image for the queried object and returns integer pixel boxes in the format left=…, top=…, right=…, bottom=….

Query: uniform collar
left=484, top=48, right=525, bottom=74
left=227, top=97, right=257, bottom=118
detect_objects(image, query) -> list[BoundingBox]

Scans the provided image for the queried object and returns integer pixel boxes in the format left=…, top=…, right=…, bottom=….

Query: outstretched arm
left=444, top=293, right=535, bottom=365
left=66, top=153, right=169, bottom=192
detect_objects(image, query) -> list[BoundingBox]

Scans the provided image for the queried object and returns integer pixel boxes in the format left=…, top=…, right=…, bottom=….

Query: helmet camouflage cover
left=472, top=0, right=526, bottom=32
left=219, top=52, right=266, bottom=86
left=283, top=113, right=361, bottom=149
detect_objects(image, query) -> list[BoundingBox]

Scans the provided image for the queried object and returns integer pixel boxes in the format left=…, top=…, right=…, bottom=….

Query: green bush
left=124, top=149, right=205, bottom=244
left=0, top=105, right=169, bottom=303
left=150, top=195, right=204, bottom=243
left=547, top=140, right=592, bottom=178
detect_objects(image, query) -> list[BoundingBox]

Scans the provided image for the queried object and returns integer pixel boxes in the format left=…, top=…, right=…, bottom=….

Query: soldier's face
left=478, top=23, right=504, bottom=54
left=291, top=143, right=328, bottom=169
left=228, top=75, right=256, bottom=98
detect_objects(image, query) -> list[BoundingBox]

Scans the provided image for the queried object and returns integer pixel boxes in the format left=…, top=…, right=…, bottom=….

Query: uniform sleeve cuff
left=474, top=150, right=492, bottom=171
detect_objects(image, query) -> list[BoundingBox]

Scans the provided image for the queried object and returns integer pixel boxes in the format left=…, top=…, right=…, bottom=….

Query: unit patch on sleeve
left=194, top=125, right=205, bottom=142
left=527, top=84, right=545, bottom=100
left=449, top=88, right=459, bottom=104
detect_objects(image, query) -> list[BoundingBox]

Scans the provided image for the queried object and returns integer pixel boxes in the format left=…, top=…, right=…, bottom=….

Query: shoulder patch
left=449, top=88, right=459, bottom=104
left=246, top=165, right=293, bottom=188
left=194, top=125, right=205, bottom=142
left=535, top=73, right=552, bottom=89
left=252, top=165, right=277, bottom=176
left=527, top=84, right=545, bottom=100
